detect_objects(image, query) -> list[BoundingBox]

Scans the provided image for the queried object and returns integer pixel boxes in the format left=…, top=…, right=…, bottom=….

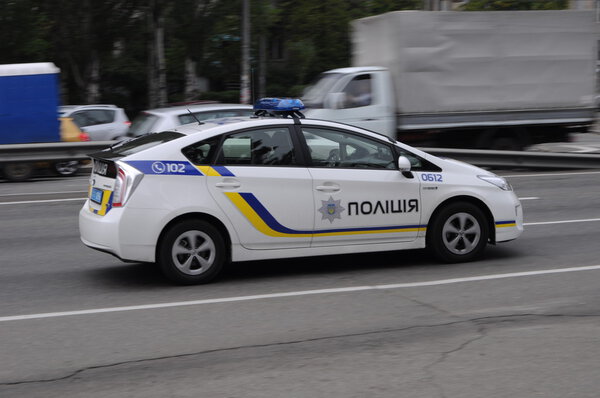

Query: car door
left=184, top=126, right=314, bottom=250
left=300, top=126, right=422, bottom=247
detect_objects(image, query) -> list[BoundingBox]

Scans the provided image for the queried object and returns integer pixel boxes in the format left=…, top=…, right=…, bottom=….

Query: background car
left=127, top=103, right=254, bottom=138
left=59, top=104, right=130, bottom=141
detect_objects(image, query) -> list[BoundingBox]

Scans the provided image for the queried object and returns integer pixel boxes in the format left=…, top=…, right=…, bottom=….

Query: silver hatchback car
left=127, top=103, right=254, bottom=138
left=59, top=104, right=130, bottom=141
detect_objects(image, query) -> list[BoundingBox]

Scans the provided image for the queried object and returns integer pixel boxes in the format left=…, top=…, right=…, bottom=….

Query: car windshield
left=129, top=113, right=159, bottom=136
left=95, top=131, right=185, bottom=159
left=302, top=73, right=344, bottom=108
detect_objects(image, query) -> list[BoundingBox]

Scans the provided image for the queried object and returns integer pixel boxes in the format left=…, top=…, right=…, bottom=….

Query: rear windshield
left=94, top=131, right=184, bottom=159
left=129, top=113, right=159, bottom=136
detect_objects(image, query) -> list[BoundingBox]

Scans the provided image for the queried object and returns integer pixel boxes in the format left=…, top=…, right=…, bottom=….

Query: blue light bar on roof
left=253, top=98, right=305, bottom=112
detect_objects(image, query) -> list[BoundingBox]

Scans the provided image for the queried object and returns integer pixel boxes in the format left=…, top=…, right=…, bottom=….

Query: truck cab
left=302, top=67, right=396, bottom=139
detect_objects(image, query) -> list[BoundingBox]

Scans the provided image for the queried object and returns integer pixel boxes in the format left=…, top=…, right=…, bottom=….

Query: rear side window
left=216, top=127, right=296, bottom=166
left=183, top=127, right=298, bottom=167
left=182, top=136, right=221, bottom=165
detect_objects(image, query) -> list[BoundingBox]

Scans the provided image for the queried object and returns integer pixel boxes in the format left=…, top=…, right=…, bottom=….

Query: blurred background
left=1, top=0, right=589, bottom=118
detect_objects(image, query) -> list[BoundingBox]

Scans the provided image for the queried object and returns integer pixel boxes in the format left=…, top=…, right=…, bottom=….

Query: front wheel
left=158, top=219, right=225, bottom=285
left=427, top=202, right=489, bottom=263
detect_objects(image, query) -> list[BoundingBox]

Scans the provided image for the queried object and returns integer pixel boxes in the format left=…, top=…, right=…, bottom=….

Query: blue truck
left=0, top=62, right=61, bottom=144
left=0, top=62, right=87, bottom=180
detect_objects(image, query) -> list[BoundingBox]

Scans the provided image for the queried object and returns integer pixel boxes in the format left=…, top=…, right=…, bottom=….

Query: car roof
left=141, top=103, right=253, bottom=116
left=60, top=104, right=120, bottom=112
left=169, top=115, right=397, bottom=144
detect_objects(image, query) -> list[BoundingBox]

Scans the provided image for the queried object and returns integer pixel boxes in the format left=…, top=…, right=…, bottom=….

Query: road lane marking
left=3, top=264, right=600, bottom=323
left=0, top=198, right=86, bottom=205
left=524, top=218, right=600, bottom=226
left=518, top=197, right=539, bottom=200
left=0, top=191, right=87, bottom=197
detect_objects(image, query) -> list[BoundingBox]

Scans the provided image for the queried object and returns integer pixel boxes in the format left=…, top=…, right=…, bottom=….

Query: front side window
left=302, top=127, right=395, bottom=169
left=341, top=74, right=372, bottom=109
left=216, top=127, right=296, bottom=166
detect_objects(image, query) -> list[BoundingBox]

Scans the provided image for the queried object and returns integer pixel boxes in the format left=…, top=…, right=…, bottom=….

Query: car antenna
left=187, top=109, right=204, bottom=125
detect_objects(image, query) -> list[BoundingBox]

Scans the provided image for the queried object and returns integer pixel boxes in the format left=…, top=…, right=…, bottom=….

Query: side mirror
left=398, top=155, right=412, bottom=172
left=324, top=92, right=346, bottom=109
left=398, top=155, right=414, bottom=178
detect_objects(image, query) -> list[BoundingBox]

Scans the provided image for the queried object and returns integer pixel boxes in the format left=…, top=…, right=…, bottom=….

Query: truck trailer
left=302, top=10, right=598, bottom=150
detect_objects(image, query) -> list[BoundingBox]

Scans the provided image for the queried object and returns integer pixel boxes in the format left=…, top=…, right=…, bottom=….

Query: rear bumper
left=79, top=201, right=159, bottom=263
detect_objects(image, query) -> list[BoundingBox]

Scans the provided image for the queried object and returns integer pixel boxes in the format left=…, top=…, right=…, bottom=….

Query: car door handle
left=316, top=185, right=340, bottom=192
left=215, top=181, right=241, bottom=188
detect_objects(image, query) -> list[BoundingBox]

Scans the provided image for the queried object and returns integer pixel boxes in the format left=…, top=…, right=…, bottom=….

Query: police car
left=79, top=98, right=523, bottom=284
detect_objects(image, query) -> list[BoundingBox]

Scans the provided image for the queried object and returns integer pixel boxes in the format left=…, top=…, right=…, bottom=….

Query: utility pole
left=240, top=0, right=251, bottom=104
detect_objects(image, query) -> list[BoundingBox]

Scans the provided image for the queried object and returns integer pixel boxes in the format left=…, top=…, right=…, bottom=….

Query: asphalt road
left=1, top=170, right=600, bottom=397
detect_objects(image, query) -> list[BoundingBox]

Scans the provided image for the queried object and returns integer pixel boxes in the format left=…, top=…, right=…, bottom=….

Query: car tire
left=54, top=161, right=80, bottom=176
left=158, top=219, right=225, bottom=285
left=427, top=202, right=489, bottom=263
left=2, top=162, right=34, bottom=181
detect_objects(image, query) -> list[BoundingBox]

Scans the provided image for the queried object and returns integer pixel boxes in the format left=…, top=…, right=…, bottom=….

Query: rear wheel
left=158, top=219, right=225, bottom=285
left=427, top=202, right=489, bottom=263
left=2, top=162, right=34, bottom=181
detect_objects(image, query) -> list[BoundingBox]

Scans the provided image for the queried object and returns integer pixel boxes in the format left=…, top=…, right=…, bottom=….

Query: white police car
left=79, top=98, right=523, bottom=284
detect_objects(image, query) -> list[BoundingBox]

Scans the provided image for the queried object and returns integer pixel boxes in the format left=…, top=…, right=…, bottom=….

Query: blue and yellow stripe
left=226, top=192, right=427, bottom=238
left=196, top=166, right=235, bottom=176
left=495, top=220, right=517, bottom=228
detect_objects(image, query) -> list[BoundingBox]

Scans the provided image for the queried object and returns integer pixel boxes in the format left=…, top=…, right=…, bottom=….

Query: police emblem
left=319, top=196, right=345, bottom=223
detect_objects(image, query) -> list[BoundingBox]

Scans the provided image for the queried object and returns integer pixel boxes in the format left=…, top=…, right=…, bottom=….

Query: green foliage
left=199, top=90, right=240, bottom=103
left=3, top=0, right=573, bottom=115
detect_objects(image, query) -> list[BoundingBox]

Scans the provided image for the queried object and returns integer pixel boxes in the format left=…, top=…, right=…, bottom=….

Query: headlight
left=478, top=175, right=512, bottom=191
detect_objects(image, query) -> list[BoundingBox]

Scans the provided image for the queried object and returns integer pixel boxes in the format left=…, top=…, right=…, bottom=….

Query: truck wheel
left=54, top=161, right=80, bottom=176
left=427, top=202, right=489, bottom=263
left=158, top=219, right=225, bottom=285
left=2, top=162, right=34, bottom=181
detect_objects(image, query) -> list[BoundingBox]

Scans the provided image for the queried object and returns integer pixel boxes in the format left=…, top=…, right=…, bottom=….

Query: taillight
left=112, top=162, right=143, bottom=207
left=125, top=121, right=132, bottom=126
left=80, top=132, right=91, bottom=141
left=112, top=168, right=127, bottom=207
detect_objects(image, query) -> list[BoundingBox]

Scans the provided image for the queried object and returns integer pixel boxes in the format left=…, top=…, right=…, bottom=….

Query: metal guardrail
left=419, top=147, right=600, bottom=169
left=0, top=141, right=115, bottom=163
left=2, top=141, right=600, bottom=170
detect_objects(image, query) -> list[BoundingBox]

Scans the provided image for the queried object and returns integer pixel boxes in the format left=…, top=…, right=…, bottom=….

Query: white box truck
left=302, top=10, right=598, bottom=150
